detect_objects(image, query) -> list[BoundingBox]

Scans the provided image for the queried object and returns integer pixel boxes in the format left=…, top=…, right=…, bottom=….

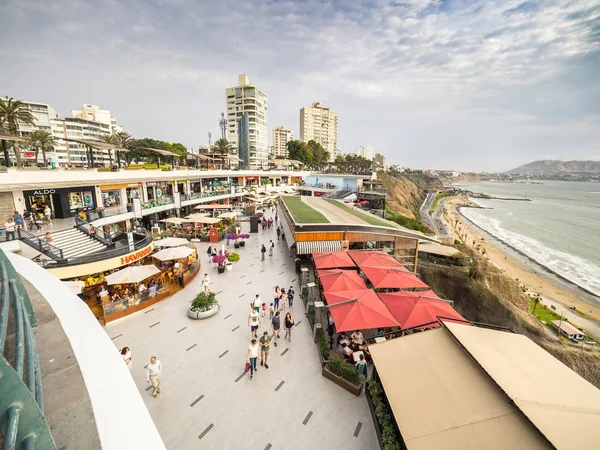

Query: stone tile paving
left=106, top=222, right=378, bottom=450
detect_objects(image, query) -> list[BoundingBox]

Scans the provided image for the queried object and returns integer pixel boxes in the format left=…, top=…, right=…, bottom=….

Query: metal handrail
left=44, top=228, right=152, bottom=268
left=74, top=216, right=113, bottom=246
left=18, top=228, right=65, bottom=262
left=0, top=252, right=56, bottom=449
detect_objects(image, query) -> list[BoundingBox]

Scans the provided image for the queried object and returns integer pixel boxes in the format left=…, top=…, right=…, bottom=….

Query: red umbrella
left=362, top=266, right=429, bottom=289
left=317, top=269, right=367, bottom=292
left=348, top=251, right=405, bottom=269
left=312, top=251, right=356, bottom=269
left=378, top=293, right=467, bottom=330
left=325, top=289, right=399, bottom=332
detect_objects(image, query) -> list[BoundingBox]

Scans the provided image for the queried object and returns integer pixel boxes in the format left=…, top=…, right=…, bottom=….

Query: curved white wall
left=7, top=252, right=166, bottom=450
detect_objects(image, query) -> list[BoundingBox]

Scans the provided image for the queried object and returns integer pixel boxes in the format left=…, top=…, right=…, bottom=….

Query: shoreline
left=444, top=198, right=600, bottom=325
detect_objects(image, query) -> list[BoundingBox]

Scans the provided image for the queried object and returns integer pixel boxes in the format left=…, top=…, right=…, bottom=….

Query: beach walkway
left=105, top=222, right=377, bottom=450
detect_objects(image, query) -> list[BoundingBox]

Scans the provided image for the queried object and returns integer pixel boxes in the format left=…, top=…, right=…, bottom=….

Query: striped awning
left=296, top=240, right=342, bottom=255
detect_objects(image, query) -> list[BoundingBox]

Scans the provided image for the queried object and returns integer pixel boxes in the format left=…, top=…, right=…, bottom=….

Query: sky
left=1, top=0, right=599, bottom=172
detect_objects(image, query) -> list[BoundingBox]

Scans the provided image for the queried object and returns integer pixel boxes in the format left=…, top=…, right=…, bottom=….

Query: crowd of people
left=2, top=207, right=52, bottom=241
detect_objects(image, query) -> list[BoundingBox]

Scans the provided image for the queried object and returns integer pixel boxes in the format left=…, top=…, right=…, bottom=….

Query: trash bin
left=249, top=215, right=260, bottom=233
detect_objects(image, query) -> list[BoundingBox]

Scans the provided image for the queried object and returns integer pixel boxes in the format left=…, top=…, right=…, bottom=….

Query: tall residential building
left=272, top=126, right=293, bottom=158
left=375, top=152, right=387, bottom=170
left=3, top=98, right=121, bottom=166
left=299, top=102, right=338, bottom=161
left=225, top=74, right=269, bottom=165
left=356, top=144, right=375, bottom=160
left=238, top=112, right=250, bottom=170
left=72, top=104, right=123, bottom=134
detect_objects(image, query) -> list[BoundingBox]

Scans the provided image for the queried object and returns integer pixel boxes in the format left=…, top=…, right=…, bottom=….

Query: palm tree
left=0, top=97, right=35, bottom=168
left=100, top=134, right=118, bottom=166
left=213, top=138, right=230, bottom=168
left=531, top=294, right=542, bottom=314
left=26, top=130, right=56, bottom=166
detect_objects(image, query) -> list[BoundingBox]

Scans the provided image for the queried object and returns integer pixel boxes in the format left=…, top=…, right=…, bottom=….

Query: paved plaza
left=106, top=222, right=378, bottom=450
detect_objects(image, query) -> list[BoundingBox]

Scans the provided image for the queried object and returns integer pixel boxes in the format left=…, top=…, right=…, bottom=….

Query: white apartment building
left=72, top=104, right=123, bottom=134
left=5, top=98, right=122, bottom=166
left=356, top=144, right=374, bottom=160
left=225, top=74, right=269, bottom=164
left=299, top=102, right=338, bottom=161
left=272, top=126, right=293, bottom=158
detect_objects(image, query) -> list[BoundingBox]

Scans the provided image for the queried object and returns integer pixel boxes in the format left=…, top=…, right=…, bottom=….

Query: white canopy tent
left=105, top=265, right=161, bottom=285
left=152, top=246, right=195, bottom=261
left=153, top=237, right=190, bottom=247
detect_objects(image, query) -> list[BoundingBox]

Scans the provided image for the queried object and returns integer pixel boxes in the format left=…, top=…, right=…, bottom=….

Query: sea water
left=455, top=181, right=600, bottom=299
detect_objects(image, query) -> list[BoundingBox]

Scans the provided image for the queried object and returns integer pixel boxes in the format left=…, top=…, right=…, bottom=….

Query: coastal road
left=420, top=193, right=450, bottom=237
left=540, top=298, right=600, bottom=343
left=419, top=193, right=436, bottom=231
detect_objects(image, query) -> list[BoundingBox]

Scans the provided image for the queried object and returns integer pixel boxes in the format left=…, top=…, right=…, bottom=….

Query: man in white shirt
left=138, top=283, right=147, bottom=297
left=248, top=308, right=262, bottom=339
left=253, top=294, right=262, bottom=313
left=146, top=356, right=162, bottom=398
left=4, top=218, right=16, bottom=241
left=201, top=273, right=211, bottom=293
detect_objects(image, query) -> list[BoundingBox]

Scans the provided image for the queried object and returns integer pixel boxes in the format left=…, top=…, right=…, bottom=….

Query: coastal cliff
left=378, top=172, right=442, bottom=218
left=418, top=250, right=600, bottom=388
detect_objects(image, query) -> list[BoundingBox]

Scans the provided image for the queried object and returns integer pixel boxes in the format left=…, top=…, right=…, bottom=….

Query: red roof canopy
left=312, top=251, right=356, bottom=269
left=362, top=266, right=429, bottom=289
left=317, top=269, right=367, bottom=292
left=324, top=289, right=399, bottom=332
left=378, top=293, right=467, bottom=330
left=348, top=251, right=405, bottom=269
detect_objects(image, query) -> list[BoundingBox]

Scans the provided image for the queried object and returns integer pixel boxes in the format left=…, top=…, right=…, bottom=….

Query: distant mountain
left=505, top=160, right=600, bottom=178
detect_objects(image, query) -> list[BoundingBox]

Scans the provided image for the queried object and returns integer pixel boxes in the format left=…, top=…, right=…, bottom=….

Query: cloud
left=0, top=0, right=598, bottom=171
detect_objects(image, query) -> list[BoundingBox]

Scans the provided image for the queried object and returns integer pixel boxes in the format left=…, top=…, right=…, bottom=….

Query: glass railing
left=0, top=251, right=56, bottom=449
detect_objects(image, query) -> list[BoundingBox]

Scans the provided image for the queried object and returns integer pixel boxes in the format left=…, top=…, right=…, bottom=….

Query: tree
left=100, top=134, right=118, bottom=166
left=163, top=142, right=187, bottom=163
left=115, top=131, right=133, bottom=149
left=25, top=130, right=56, bottom=166
left=211, top=138, right=230, bottom=168
left=0, top=96, right=36, bottom=168
left=128, top=137, right=168, bottom=165
left=531, top=294, right=542, bottom=314
left=287, top=140, right=313, bottom=166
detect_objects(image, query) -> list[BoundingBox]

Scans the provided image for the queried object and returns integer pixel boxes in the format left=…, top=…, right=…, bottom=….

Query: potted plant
left=239, top=234, right=250, bottom=247
left=213, top=253, right=228, bottom=273
left=187, top=291, right=219, bottom=319
left=231, top=233, right=240, bottom=248
left=226, top=252, right=240, bottom=271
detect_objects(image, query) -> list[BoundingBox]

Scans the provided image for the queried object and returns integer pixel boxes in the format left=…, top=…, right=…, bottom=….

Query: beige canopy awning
left=158, top=218, right=193, bottom=225
left=218, top=212, right=239, bottom=219
left=152, top=246, right=195, bottom=261
left=63, top=280, right=84, bottom=294
left=105, top=265, right=161, bottom=285
left=187, top=152, right=215, bottom=160
left=153, top=237, right=190, bottom=247
left=134, top=146, right=179, bottom=157
left=193, top=204, right=232, bottom=210
left=0, top=132, right=24, bottom=142
left=185, top=214, right=221, bottom=224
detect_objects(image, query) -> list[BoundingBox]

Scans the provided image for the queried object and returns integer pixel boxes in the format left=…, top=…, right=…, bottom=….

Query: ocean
left=454, top=181, right=600, bottom=299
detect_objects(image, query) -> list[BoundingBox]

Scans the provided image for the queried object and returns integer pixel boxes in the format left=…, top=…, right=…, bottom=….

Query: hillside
left=506, top=160, right=600, bottom=178
left=378, top=172, right=443, bottom=218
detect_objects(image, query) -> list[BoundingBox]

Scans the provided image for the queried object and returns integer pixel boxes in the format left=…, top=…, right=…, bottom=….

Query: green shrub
left=316, top=328, right=330, bottom=360
left=327, top=356, right=359, bottom=385
left=307, top=304, right=315, bottom=327
left=190, top=291, right=217, bottom=312
left=227, top=252, right=241, bottom=263
left=301, top=287, right=308, bottom=299
left=368, top=380, right=402, bottom=450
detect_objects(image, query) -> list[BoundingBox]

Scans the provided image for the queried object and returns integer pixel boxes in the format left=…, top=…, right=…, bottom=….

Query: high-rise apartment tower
left=299, top=102, right=338, bottom=161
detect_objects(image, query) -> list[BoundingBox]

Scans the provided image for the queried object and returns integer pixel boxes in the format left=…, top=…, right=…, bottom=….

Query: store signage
left=120, top=245, right=152, bottom=265
left=33, top=189, right=56, bottom=195
left=133, top=198, right=142, bottom=218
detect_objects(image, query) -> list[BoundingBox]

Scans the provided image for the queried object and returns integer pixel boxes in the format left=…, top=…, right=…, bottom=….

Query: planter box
left=234, top=243, right=240, bottom=249
left=239, top=241, right=246, bottom=247
left=225, top=263, right=233, bottom=271
left=187, top=304, right=219, bottom=320
left=322, top=366, right=363, bottom=397
left=217, top=266, right=225, bottom=274
left=366, top=385, right=385, bottom=450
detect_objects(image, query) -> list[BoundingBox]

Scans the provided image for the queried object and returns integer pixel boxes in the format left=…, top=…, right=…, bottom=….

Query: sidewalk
left=105, top=222, right=378, bottom=449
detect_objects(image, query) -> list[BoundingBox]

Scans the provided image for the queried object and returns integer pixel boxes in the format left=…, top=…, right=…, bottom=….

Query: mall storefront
left=24, top=186, right=97, bottom=219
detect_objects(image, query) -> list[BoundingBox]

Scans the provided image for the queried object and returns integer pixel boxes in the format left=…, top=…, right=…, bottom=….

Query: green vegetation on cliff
left=386, top=207, right=430, bottom=233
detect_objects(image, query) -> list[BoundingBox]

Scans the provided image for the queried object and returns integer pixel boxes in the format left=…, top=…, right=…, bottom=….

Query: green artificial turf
left=281, top=196, right=330, bottom=224
left=322, top=199, right=396, bottom=228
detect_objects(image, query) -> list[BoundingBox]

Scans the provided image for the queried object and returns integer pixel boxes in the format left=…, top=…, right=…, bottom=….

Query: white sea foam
left=462, top=209, right=600, bottom=298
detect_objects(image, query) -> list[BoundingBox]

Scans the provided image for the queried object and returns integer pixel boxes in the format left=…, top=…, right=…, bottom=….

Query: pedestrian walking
left=261, top=302, right=267, bottom=317
left=269, top=240, right=274, bottom=256
left=280, top=287, right=287, bottom=310
left=248, top=307, right=262, bottom=339
left=146, top=356, right=162, bottom=398
left=284, top=312, right=295, bottom=342
left=225, top=232, right=230, bottom=246
left=246, top=338, right=259, bottom=379
left=207, top=246, right=213, bottom=262
left=259, top=331, right=271, bottom=369
left=3, top=217, right=16, bottom=241
left=201, top=273, right=211, bottom=293
left=261, top=244, right=267, bottom=260
left=276, top=226, right=281, bottom=240
left=121, top=347, right=132, bottom=371
left=355, top=353, right=368, bottom=379
left=287, top=286, right=295, bottom=307
left=272, top=311, right=281, bottom=347
left=13, top=211, right=24, bottom=239
left=253, top=294, right=262, bottom=313
left=273, top=286, right=280, bottom=310
left=44, top=205, right=52, bottom=225
left=275, top=213, right=278, bottom=222
left=269, top=303, right=274, bottom=319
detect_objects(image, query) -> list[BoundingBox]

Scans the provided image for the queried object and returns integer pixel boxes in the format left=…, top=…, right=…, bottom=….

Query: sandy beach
left=443, top=198, right=600, bottom=331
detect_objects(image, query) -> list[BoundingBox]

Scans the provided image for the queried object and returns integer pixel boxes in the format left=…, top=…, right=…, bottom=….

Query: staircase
left=49, top=228, right=108, bottom=260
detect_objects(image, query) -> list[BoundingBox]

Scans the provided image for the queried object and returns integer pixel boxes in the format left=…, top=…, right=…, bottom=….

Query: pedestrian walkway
left=106, top=222, right=378, bottom=450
